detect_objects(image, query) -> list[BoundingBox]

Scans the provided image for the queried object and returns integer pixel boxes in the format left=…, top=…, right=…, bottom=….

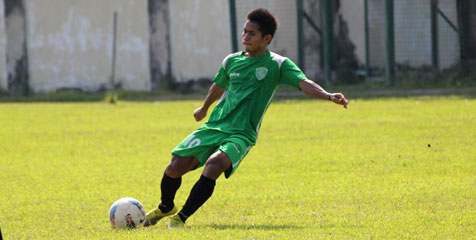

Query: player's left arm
left=298, top=79, right=348, bottom=109
left=193, top=83, right=226, bottom=121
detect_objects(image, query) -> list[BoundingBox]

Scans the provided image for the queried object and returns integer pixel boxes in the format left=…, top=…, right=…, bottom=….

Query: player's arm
left=298, top=79, right=348, bottom=109
left=193, top=83, right=226, bottom=121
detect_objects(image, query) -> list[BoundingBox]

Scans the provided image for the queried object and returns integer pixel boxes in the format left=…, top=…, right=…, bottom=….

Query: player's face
left=242, top=20, right=271, bottom=56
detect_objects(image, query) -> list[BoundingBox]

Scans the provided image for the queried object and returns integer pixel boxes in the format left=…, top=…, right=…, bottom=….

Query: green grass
left=1, top=96, right=475, bottom=239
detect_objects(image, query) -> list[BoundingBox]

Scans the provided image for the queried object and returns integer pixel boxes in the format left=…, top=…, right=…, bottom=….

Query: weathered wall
left=0, top=0, right=6, bottom=91
left=369, top=0, right=459, bottom=69
left=1, top=0, right=465, bottom=93
left=169, top=0, right=231, bottom=82
left=26, top=0, right=150, bottom=92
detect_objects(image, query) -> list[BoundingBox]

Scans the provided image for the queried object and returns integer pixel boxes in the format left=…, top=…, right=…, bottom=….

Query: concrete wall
left=26, top=0, right=150, bottom=92
left=169, top=0, right=231, bottom=82
left=0, top=0, right=6, bottom=91
left=0, top=0, right=464, bottom=93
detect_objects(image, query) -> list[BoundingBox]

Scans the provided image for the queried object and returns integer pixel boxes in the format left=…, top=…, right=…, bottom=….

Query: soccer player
left=144, top=8, right=349, bottom=229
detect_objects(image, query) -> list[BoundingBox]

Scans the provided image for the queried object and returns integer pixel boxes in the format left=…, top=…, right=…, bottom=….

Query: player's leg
left=168, top=150, right=231, bottom=229
left=202, top=151, right=233, bottom=179
left=144, top=154, right=199, bottom=227
left=165, top=154, right=200, bottom=178
left=145, top=129, right=223, bottom=228
left=161, top=154, right=200, bottom=210
left=168, top=138, right=252, bottom=229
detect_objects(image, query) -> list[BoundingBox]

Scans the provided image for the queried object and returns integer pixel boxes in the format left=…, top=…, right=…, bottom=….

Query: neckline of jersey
left=242, top=50, right=270, bottom=61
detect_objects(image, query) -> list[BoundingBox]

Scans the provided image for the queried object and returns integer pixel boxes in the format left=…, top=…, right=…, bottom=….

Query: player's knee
left=205, top=153, right=231, bottom=172
left=166, top=155, right=196, bottom=178
left=165, top=162, right=181, bottom=178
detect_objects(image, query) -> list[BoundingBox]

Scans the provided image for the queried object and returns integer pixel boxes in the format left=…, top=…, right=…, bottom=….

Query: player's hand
left=330, top=93, right=348, bottom=109
left=193, top=106, right=208, bottom=121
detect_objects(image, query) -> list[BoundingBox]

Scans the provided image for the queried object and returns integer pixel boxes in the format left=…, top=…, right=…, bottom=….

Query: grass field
left=1, top=96, right=475, bottom=239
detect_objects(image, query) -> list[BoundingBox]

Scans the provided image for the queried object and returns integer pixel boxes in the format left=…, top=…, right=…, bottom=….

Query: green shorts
left=172, top=128, right=252, bottom=178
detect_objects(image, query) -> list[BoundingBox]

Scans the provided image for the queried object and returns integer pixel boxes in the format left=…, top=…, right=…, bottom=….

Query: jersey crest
left=255, top=67, right=268, bottom=80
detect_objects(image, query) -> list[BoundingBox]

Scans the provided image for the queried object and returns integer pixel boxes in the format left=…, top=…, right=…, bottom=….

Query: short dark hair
left=246, top=8, right=279, bottom=43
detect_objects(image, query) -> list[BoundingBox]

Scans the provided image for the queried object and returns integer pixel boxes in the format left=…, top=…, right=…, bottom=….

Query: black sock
left=159, top=172, right=182, bottom=213
left=178, top=175, right=216, bottom=222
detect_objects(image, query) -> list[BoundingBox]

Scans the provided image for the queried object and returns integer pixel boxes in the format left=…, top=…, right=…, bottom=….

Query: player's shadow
left=203, top=224, right=304, bottom=230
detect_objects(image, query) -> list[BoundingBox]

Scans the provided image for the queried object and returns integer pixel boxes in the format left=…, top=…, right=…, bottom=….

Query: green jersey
left=201, top=50, right=307, bottom=145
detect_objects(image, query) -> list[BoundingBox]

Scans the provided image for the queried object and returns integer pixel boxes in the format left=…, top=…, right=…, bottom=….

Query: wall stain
left=148, top=0, right=172, bottom=89
left=5, top=0, right=29, bottom=95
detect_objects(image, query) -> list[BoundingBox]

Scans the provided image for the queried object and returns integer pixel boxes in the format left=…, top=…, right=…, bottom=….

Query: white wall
left=169, top=0, right=231, bottom=82
left=26, top=0, right=150, bottom=92
left=0, top=0, right=7, bottom=91
left=2, top=0, right=463, bottom=93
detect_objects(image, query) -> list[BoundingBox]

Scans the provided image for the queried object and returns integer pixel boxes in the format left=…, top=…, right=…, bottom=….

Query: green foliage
left=0, top=87, right=7, bottom=95
left=394, top=61, right=476, bottom=89
left=0, top=88, right=208, bottom=102
left=0, top=89, right=106, bottom=102
left=336, top=59, right=363, bottom=85
left=0, top=98, right=475, bottom=239
left=394, top=64, right=439, bottom=89
left=439, top=60, right=476, bottom=87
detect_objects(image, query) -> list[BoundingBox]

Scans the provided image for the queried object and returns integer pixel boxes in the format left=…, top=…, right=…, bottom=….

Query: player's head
left=242, top=8, right=279, bottom=54
left=246, top=8, right=279, bottom=43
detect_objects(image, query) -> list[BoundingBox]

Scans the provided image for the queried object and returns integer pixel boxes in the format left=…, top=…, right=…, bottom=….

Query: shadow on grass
left=202, top=222, right=365, bottom=231
left=202, top=223, right=304, bottom=230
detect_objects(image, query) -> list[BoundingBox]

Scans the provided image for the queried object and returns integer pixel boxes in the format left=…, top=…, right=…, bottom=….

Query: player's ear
left=263, top=34, right=272, bottom=45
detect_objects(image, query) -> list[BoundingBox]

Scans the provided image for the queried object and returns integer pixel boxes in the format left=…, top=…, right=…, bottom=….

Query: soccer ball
left=109, top=197, right=146, bottom=229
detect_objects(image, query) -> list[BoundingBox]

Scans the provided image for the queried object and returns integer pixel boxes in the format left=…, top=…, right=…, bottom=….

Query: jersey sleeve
left=213, top=65, right=229, bottom=89
left=279, top=58, right=307, bottom=90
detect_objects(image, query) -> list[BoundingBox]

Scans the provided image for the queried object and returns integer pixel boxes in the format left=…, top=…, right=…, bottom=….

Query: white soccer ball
left=109, top=197, right=146, bottom=229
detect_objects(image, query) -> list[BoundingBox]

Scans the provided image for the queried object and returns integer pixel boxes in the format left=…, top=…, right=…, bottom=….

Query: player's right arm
left=299, top=79, right=348, bottom=108
left=193, top=83, right=226, bottom=121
